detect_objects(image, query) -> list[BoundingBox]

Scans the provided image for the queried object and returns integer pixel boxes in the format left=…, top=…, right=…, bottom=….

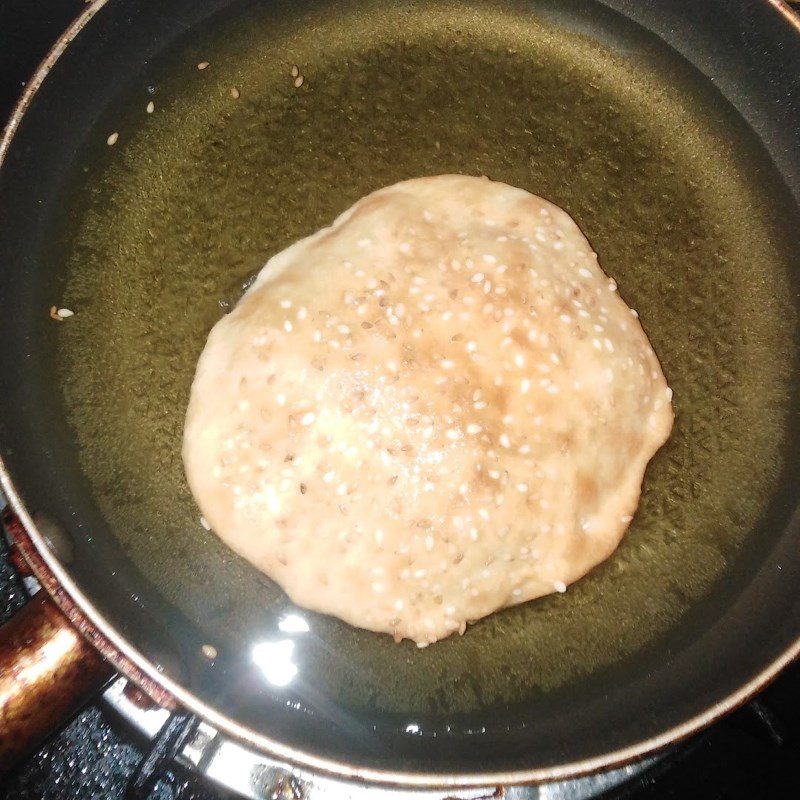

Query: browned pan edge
left=1, top=0, right=800, bottom=789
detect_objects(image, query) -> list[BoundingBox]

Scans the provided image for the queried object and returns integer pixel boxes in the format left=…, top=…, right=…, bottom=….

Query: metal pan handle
left=0, top=586, right=114, bottom=772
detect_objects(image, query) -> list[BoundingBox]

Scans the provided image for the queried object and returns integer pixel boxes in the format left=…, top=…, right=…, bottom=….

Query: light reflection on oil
left=252, top=639, right=298, bottom=687
left=278, top=613, right=310, bottom=633
left=252, top=613, right=310, bottom=687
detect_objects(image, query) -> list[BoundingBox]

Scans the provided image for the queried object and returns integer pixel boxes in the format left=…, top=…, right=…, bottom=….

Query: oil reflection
left=278, top=613, right=310, bottom=633
left=251, top=613, right=310, bottom=687
left=251, top=640, right=298, bottom=687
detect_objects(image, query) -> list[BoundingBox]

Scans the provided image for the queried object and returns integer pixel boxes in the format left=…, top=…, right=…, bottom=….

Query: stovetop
left=1, top=1, right=799, bottom=798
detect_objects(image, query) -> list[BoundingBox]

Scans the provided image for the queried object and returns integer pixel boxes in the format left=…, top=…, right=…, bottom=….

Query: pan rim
left=1, top=0, right=800, bottom=787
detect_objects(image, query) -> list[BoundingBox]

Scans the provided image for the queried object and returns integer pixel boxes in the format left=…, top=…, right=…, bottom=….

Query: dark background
left=1, top=1, right=799, bottom=798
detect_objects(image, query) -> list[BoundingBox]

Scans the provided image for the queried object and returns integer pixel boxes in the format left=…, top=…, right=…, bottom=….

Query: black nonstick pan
left=0, top=0, right=799, bottom=787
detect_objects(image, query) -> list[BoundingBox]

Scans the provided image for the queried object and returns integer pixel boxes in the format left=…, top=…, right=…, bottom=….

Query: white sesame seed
left=554, top=581, right=567, bottom=593
left=300, top=412, right=316, bottom=426
left=201, top=644, right=218, bottom=660
left=199, top=516, right=211, bottom=530
left=106, top=132, right=119, bottom=146
left=466, top=424, right=482, bottom=435
left=146, top=101, right=155, bottom=114
left=499, top=433, right=511, bottom=448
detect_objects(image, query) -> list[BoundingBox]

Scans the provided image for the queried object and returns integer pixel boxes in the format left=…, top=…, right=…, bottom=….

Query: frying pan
left=0, top=0, right=799, bottom=788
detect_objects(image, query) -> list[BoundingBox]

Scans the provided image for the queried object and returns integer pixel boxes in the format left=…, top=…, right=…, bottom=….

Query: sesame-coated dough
left=183, top=175, right=673, bottom=646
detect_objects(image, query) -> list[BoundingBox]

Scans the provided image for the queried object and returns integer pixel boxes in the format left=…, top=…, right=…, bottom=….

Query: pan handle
left=0, top=589, right=114, bottom=772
